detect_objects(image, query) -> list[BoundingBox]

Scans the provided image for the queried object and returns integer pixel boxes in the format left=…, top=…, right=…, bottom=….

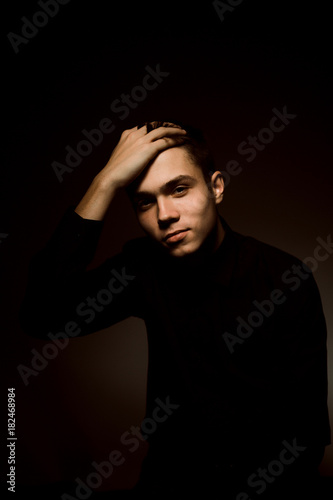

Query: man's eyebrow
left=133, top=175, right=197, bottom=200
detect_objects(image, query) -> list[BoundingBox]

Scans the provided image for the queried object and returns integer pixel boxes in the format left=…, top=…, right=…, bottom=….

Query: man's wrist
left=75, top=175, right=118, bottom=221
left=92, top=171, right=119, bottom=195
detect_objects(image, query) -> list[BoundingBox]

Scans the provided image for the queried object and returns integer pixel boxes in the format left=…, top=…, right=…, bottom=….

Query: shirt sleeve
left=19, top=208, right=146, bottom=339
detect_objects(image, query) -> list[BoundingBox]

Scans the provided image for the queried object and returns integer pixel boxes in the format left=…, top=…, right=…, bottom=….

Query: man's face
left=132, top=147, right=224, bottom=257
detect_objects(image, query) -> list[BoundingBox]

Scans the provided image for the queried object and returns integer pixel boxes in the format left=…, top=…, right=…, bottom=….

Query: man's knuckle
left=121, top=129, right=131, bottom=138
left=142, top=142, right=153, bottom=152
left=136, top=136, right=146, bottom=145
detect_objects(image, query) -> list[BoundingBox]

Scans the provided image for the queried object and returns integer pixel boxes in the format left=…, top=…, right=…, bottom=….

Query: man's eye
left=138, top=200, right=153, bottom=210
left=173, top=186, right=188, bottom=195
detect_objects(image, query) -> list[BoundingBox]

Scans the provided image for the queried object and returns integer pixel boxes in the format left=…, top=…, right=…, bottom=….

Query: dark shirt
left=19, top=209, right=330, bottom=498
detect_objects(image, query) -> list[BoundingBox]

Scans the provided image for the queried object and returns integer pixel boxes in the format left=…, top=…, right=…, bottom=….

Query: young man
left=20, top=121, right=330, bottom=498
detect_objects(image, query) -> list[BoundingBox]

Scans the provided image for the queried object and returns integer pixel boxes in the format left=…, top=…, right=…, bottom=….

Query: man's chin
left=163, top=241, right=201, bottom=259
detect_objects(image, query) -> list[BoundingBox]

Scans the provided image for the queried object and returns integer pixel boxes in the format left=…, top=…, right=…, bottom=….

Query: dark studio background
left=1, top=0, right=333, bottom=497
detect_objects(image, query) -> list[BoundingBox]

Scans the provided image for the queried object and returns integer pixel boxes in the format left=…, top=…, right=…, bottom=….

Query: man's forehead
left=133, top=147, right=202, bottom=194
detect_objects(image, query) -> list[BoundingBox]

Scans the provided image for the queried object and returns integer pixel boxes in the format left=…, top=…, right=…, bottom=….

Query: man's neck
left=176, top=216, right=226, bottom=267
left=212, top=216, right=226, bottom=253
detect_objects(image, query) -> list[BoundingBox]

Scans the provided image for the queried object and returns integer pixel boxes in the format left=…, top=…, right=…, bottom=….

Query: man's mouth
left=163, top=229, right=190, bottom=244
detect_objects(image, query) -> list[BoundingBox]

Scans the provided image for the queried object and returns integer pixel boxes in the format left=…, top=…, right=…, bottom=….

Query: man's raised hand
left=98, top=124, right=187, bottom=190
left=75, top=124, right=186, bottom=220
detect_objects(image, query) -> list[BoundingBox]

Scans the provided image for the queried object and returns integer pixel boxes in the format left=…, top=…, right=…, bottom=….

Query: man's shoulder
left=231, top=228, right=305, bottom=277
left=236, top=230, right=301, bottom=261
left=228, top=228, right=322, bottom=304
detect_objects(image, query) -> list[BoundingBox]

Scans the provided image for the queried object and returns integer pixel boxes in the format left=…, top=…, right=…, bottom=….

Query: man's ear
left=210, top=171, right=224, bottom=204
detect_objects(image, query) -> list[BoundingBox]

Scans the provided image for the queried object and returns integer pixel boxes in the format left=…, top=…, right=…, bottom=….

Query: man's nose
left=157, top=197, right=180, bottom=226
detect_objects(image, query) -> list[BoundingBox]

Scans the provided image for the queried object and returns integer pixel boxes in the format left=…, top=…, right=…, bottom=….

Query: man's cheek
left=182, top=194, right=206, bottom=214
left=138, top=211, right=154, bottom=228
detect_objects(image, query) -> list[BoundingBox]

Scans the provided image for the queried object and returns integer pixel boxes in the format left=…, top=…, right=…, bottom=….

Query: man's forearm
left=75, top=174, right=118, bottom=221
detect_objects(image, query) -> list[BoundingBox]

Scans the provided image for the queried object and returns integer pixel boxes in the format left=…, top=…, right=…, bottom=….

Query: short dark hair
left=141, top=120, right=216, bottom=183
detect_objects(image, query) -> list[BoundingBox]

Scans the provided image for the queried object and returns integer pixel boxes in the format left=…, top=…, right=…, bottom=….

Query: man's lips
left=163, top=229, right=190, bottom=244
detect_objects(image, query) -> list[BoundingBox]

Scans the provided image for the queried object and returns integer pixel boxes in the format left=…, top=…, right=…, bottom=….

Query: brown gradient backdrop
left=1, top=0, right=332, bottom=496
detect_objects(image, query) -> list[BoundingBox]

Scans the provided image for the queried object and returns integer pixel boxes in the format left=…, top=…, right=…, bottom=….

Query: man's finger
left=137, top=123, right=148, bottom=130
left=149, top=135, right=187, bottom=155
left=120, top=126, right=139, bottom=139
left=120, top=125, right=148, bottom=142
left=135, top=124, right=149, bottom=137
left=146, top=126, right=187, bottom=142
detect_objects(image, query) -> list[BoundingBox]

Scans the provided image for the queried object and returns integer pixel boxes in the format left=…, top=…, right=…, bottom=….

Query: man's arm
left=19, top=209, right=143, bottom=338
left=19, top=125, right=187, bottom=337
